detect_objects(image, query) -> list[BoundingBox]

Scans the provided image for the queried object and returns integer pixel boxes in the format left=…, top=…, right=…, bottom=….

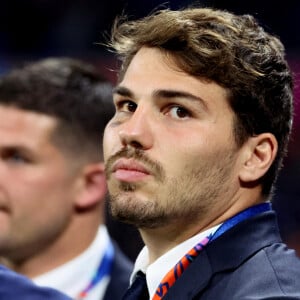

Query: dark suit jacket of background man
left=103, top=243, right=133, bottom=300
left=161, top=211, right=300, bottom=299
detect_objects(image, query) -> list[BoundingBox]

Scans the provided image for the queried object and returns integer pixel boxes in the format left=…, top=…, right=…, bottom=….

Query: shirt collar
left=33, top=225, right=111, bottom=299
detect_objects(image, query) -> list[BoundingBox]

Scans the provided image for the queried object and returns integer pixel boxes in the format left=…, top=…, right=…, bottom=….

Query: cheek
left=164, top=142, right=220, bottom=182
left=164, top=141, right=206, bottom=166
left=21, top=172, right=62, bottom=192
left=18, top=184, right=73, bottom=228
left=103, top=127, right=118, bottom=161
left=19, top=171, right=73, bottom=208
left=103, top=134, right=110, bottom=160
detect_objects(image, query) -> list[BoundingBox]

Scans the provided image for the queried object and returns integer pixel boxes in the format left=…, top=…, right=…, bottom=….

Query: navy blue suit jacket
left=0, top=265, right=71, bottom=300
left=162, top=211, right=300, bottom=299
left=103, top=242, right=133, bottom=300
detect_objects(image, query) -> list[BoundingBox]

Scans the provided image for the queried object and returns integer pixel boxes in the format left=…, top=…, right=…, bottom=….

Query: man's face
left=104, top=47, right=242, bottom=229
left=0, top=105, right=78, bottom=260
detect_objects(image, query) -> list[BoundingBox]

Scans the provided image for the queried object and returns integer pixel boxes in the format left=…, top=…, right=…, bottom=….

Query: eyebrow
left=153, top=89, right=206, bottom=106
left=113, top=86, right=133, bottom=98
left=113, top=86, right=207, bottom=107
left=0, top=144, right=31, bottom=152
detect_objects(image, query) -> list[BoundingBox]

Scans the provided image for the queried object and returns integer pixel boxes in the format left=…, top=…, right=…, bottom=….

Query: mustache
left=105, top=147, right=165, bottom=182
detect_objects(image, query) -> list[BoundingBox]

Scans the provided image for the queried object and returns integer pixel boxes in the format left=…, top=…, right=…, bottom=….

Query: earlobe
left=75, top=163, right=107, bottom=209
left=239, top=133, right=278, bottom=183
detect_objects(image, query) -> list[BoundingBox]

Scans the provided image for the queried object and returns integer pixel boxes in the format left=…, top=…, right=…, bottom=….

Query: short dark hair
left=108, top=7, right=293, bottom=197
left=0, top=57, right=115, bottom=162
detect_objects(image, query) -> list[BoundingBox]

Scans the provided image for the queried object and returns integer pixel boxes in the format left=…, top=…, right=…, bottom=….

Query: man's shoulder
left=209, top=211, right=300, bottom=298
left=262, top=243, right=300, bottom=285
left=0, top=265, right=71, bottom=300
left=219, top=242, right=300, bottom=298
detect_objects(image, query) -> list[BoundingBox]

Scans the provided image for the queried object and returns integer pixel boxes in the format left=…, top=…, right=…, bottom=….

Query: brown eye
left=126, top=101, right=137, bottom=112
left=117, top=100, right=137, bottom=113
left=169, top=106, right=190, bottom=119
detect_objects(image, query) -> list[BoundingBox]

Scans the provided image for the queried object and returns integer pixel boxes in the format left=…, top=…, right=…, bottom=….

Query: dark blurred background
left=0, top=0, right=299, bottom=261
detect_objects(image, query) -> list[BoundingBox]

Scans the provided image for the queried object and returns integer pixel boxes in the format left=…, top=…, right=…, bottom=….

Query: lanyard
left=76, top=240, right=114, bottom=299
left=211, top=202, right=271, bottom=241
left=152, top=202, right=272, bottom=300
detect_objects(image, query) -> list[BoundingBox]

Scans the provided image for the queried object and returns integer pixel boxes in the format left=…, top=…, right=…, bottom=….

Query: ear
left=75, top=162, right=107, bottom=209
left=239, top=133, right=278, bottom=183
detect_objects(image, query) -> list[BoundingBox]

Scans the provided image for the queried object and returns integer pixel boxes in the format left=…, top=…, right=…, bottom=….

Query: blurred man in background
left=0, top=57, right=132, bottom=300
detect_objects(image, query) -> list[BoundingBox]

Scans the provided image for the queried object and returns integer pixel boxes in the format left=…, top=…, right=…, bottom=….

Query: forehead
left=119, top=47, right=230, bottom=112
left=0, top=105, right=57, bottom=147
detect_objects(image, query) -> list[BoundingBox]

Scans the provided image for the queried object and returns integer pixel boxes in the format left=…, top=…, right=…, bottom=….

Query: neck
left=4, top=213, right=102, bottom=278
left=140, top=191, right=264, bottom=263
left=140, top=223, right=198, bottom=264
left=140, top=217, right=219, bottom=264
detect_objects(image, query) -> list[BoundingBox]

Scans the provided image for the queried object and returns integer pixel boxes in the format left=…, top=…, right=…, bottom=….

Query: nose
left=118, top=106, right=153, bottom=150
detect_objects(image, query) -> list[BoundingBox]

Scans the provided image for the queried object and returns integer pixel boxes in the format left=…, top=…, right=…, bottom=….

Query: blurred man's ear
left=238, top=133, right=278, bottom=183
left=75, top=162, right=107, bottom=209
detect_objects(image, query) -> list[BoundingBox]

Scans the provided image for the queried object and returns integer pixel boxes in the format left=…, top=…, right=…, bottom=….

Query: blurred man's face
left=104, top=47, right=241, bottom=230
left=0, top=105, right=78, bottom=261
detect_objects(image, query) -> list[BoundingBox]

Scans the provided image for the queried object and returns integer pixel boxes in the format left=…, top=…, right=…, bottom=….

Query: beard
left=105, top=147, right=236, bottom=229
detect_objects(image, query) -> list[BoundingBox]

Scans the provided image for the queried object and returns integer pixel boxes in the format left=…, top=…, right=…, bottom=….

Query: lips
left=111, top=158, right=150, bottom=182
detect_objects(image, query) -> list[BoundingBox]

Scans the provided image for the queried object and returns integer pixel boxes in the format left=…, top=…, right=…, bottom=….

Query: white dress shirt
left=131, top=224, right=221, bottom=299
left=34, top=225, right=111, bottom=300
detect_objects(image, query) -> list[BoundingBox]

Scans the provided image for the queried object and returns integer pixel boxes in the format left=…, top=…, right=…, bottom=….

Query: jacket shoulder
left=201, top=243, right=300, bottom=299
